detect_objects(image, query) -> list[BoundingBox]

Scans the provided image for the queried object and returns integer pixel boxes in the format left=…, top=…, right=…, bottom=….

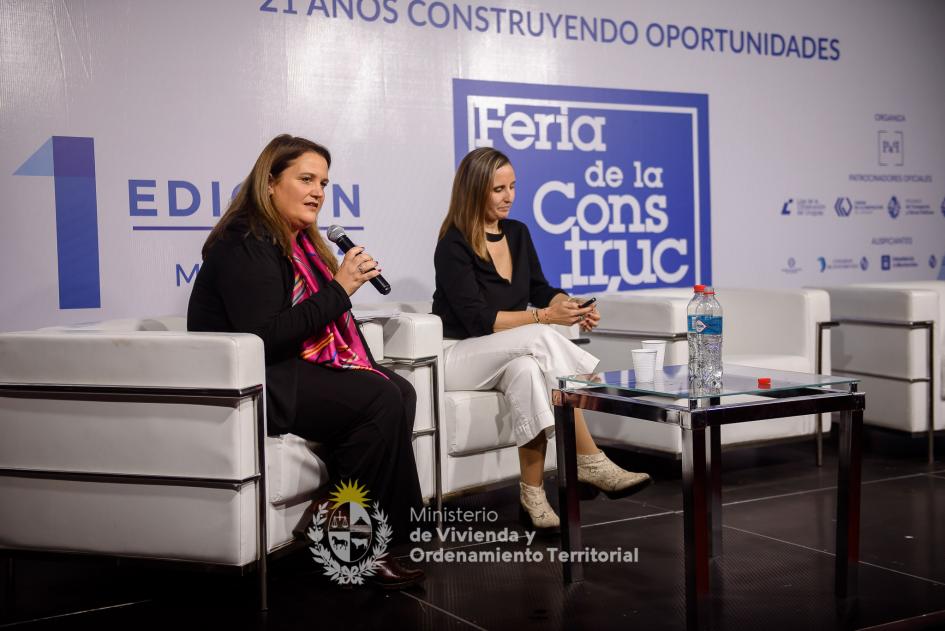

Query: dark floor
left=2, top=428, right=944, bottom=631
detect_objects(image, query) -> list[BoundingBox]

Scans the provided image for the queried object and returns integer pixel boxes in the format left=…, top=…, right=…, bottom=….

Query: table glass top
left=559, top=364, right=858, bottom=400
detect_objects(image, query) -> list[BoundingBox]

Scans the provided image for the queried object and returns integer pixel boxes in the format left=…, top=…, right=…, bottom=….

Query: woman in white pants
left=432, top=147, right=651, bottom=531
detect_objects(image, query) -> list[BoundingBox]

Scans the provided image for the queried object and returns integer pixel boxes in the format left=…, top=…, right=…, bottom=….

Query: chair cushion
left=443, top=390, right=516, bottom=456
left=359, top=321, right=384, bottom=361
left=266, top=434, right=328, bottom=505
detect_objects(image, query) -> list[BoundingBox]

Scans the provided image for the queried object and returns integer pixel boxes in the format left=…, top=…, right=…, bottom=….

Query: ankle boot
left=577, top=451, right=651, bottom=499
left=519, top=482, right=560, bottom=532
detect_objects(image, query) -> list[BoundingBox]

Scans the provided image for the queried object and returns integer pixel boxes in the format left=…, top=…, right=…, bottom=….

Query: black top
left=186, top=223, right=355, bottom=434
left=432, top=219, right=565, bottom=339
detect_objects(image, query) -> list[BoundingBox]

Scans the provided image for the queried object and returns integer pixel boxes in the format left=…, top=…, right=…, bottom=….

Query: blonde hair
left=203, top=134, right=338, bottom=274
left=438, top=147, right=510, bottom=260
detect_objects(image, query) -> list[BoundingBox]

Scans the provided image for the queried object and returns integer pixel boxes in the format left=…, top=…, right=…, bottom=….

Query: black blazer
left=187, top=227, right=352, bottom=434
left=432, top=219, right=565, bottom=339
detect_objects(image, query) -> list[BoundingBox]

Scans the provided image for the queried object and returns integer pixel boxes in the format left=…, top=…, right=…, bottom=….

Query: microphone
left=327, top=225, right=392, bottom=295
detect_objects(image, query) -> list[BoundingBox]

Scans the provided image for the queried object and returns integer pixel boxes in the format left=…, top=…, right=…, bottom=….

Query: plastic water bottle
left=697, top=288, right=723, bottom=389
left=686, top=284, right=706, bottom=384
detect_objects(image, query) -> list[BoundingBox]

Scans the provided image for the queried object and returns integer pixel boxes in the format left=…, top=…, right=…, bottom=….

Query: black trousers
left=289, top=361, right=423, bottom=542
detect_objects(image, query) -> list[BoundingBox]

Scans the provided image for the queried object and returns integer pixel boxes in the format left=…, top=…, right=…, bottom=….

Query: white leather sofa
left=0, top=315, right=409, bottom=608
left=580, top=288, right=834, bottom=459
left=819, top=281, right=944, bottom=461
left=0, top=305, right=566, bottom=594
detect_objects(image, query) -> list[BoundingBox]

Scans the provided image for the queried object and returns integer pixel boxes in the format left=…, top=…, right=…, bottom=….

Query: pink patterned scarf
left=290, top=233, right=387, bottom=379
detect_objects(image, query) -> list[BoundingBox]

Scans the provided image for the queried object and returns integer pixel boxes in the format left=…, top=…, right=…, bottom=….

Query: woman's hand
left=334, top=246, right=381, bottom=296
left=539, top=299, right=596, bottom=326
left=579, top=304, right=600, bottom=332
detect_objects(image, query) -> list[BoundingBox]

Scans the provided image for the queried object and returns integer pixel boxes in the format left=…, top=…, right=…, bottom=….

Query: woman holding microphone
left=188, top=134, right=423, bottom=588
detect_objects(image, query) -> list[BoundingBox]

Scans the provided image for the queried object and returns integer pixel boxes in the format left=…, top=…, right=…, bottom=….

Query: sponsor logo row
left=780, top=196, right=945, bottom=219
left=781, top=254, right=943, bottom=274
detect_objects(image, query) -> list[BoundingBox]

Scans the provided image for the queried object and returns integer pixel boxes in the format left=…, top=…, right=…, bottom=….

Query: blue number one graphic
left=14, top=136, right=101, bottom=309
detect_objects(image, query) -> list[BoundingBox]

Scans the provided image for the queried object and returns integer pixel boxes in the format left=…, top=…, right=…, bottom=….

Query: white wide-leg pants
left=443, top=324, right=599, bottom=447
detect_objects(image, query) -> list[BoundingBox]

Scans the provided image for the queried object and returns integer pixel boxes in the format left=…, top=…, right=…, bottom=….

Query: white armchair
left=0, top=316, right=400, bottom=608
left=819, top=281, right=944, bottom=462
left=581, top=288, right=834, bottom=460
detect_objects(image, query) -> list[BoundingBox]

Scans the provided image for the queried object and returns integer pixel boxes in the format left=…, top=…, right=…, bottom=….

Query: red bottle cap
left=757, top=377, right=771, bottom=388
left=693, top=284, right=705, bottom=292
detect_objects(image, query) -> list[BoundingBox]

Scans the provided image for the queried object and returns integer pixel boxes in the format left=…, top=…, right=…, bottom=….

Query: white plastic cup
left=641, top=340, right=666, bottom=372
left=631, top=348, right=658, bottom=382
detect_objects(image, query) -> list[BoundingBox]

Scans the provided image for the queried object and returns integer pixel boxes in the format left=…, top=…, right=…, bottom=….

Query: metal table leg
left=554, top=390, right=582, bottom=583
left=835, top=387, right=863, bottom=599
left=2, top=556, right=13, bottom=614
left=682, top=424, right=711, bottom=628
left=708, top=424, right=722, bottom=558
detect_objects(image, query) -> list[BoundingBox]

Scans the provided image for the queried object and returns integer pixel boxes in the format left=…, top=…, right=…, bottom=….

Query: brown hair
left=202, top=134, right=338, bottom=273
left=438, top=147, right=511, bottom=260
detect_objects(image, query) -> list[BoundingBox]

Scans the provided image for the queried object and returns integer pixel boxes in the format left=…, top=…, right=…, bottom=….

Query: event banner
left=1, top=0, right=943, bottom=331
left=453, top=79, right=711, bottom=292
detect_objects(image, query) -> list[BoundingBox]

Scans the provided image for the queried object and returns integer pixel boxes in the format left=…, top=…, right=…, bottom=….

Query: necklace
left=485, top=231, right=505, bottom=242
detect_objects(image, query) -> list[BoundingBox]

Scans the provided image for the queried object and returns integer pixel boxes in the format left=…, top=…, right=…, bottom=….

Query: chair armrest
left=590, top=292, right=688, bottom=335
left=818, top=285, right=940, bottom=324
left=381, top=313, right=443, bottom=359
left=0, top=331, right=264, bottom=390
left=817, top=283, right=943, bottom=385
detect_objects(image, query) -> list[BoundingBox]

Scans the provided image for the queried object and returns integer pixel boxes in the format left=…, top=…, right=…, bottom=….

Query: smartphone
left=578, top=297, right=597, bottom=309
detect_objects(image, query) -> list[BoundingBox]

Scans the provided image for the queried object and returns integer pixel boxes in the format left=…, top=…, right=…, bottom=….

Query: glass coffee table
left=553, top=364, right=864, bottom=628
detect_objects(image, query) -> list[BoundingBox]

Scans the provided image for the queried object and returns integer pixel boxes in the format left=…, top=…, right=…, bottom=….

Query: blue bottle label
left=687, top=315, right=698, bottom=333
left=694, top=316, right=722, bottom=335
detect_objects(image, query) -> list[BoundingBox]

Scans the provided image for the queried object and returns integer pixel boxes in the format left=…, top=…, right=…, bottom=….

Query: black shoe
left=366, top=556, right=425, bottom=590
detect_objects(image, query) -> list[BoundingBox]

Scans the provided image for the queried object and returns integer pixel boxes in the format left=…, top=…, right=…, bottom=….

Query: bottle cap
left=693, top=284, right=705, bottom=292
left=757, top=377, right=771, bottom=388
left=704, top=289, right=715, bottom=295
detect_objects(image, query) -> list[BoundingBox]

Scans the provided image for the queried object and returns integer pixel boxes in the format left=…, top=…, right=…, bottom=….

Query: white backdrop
left=1, top=0, right=944, bottom=331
